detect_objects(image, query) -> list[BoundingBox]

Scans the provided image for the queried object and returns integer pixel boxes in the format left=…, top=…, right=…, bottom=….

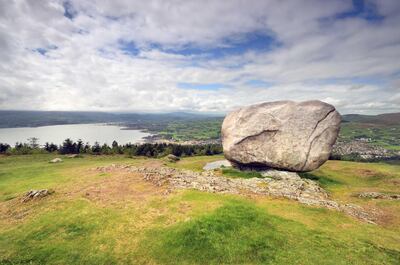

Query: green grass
left=309, top=160, right=400, bottom=197
left=1, top=155, right=400, bottom=264
left=0, top=200, right=121, bottom=265
left=221, top=168, right=264, bottom=179
left=299, top=172, right=343, bottom=187
left=137, top=200, right=399, bottom=265
left=0, top=154, right=139, bottom=202
left=159, top=118, right=223, bottom=141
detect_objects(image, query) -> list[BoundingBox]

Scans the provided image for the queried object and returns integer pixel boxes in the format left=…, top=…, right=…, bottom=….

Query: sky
left=1, top=0, right=400, bottom=114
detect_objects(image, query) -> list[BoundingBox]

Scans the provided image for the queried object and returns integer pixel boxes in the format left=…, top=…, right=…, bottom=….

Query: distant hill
left=339, top=112, right=400, bottom=151
left=1, top=110, right=399, bottom=129
left=342, top=112, right=400, bottom=126
left=0, top=110, right=219, bottom=128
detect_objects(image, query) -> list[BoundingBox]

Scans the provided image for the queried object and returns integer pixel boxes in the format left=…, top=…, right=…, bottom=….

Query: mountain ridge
left=1, top=110, right=399, bottom=129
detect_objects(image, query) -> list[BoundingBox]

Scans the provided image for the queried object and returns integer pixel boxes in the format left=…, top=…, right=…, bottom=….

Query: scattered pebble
left=358, top=192, right=400, bottom=200
left=21, top=189, right=54, bottom=202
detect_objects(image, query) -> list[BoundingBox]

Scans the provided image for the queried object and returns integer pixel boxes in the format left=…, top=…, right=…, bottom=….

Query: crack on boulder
left=235, top=129, right=279, bottom=145
left=301, top=109, right=336, bottom=171
left=307, top=108, right=336, bottom=141
left=301, top=126, right=331, bottom=171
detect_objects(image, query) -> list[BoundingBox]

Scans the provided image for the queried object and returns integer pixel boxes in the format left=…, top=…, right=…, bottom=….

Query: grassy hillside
left=158, top=118, right=223, bottom=141
left=1, top=155, right=399, bottom=264
left=342, top=113, right=400, bottom=125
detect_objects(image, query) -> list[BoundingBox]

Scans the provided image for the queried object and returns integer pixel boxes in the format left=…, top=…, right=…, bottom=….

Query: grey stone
left=166, top=154, right=180, bottom=162
left=222, top=100, right=341, bottom=172
left=260, top=169, right=301, bottom=180
left=203, top=160, right=232, bottom=170
left=22, top=189, right=54, bottom=202
left=49, top=158, right=63, bottom=163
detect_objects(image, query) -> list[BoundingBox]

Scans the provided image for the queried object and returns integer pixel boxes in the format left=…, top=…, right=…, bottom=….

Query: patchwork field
left=0, top=155, right=399, bottom=264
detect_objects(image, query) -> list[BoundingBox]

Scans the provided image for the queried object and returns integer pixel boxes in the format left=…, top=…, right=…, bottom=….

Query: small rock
left=166, top=154, right=180, bottom=163
left=260, top=169, right=301, bottom=180
left=22, top=189, right=54, bottom=202
left=49, top=158, right=63, bottom=163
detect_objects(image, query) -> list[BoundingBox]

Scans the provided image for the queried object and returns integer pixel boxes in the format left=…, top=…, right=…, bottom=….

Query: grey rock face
left=222, top=100, right=341, bottom=172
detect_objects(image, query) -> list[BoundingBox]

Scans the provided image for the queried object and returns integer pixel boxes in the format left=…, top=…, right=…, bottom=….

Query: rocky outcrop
left=222, top=100, right=341, bottom=172
left=357, top=192, right=400, bottom=200
left=93, top=164, right=376, bottom=223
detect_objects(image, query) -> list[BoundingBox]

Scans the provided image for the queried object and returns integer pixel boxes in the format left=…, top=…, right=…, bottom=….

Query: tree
left=101, top=143, right=111, bottom=154
left=172, top=145, right=183, bottom=157
left=0, top=143, right=10, bottom=153
left=111, top=140, right=122, bottom=154
left=76, top=139, right=83, bottom=154
left=59, top=138, right=77, bottom=154
left=91, top=142, right=101, bottom=154
left=27, top=137, right=39, bottom=149
left=44, top=142, right=58, bottom=152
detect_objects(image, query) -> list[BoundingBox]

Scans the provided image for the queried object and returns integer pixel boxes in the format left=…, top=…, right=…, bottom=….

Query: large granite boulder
left=222, top=100, right=341, bottom=172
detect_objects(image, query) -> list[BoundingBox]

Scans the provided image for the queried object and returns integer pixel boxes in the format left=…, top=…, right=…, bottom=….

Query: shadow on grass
left=298, top=172, right=343, bottom=187
left=221, top=168, right=264, bottom=179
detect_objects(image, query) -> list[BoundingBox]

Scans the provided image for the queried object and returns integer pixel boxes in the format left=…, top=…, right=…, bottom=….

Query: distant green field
left=339, top=122, right=400, bottom=150
left=158, top=118, right=223, bottom=141
left=1, top=155, right=400, bottom=264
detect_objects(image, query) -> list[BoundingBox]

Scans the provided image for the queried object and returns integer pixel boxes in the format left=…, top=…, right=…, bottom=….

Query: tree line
left=0, top=138, right=222, bottom=157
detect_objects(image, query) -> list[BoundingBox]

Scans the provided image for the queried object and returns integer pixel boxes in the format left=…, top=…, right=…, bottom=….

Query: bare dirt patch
left=69, top=169, right=168, bottom=206
left=353, top=169, right=388, bottom=179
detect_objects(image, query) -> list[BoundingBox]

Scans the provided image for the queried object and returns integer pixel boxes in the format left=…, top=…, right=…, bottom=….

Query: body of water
left=0, top=124, right=150, bottom=146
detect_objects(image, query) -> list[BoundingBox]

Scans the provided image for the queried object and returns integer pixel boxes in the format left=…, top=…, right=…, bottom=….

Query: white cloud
left=0, top=0, right=399, bottom=114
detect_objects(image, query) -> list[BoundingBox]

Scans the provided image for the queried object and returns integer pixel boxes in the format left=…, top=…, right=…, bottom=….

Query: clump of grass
left=221, top=168, right=263, bottom=179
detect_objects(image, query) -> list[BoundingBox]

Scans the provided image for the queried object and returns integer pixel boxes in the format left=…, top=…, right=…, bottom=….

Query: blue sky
left=0, top=0, right=399, bottom=114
